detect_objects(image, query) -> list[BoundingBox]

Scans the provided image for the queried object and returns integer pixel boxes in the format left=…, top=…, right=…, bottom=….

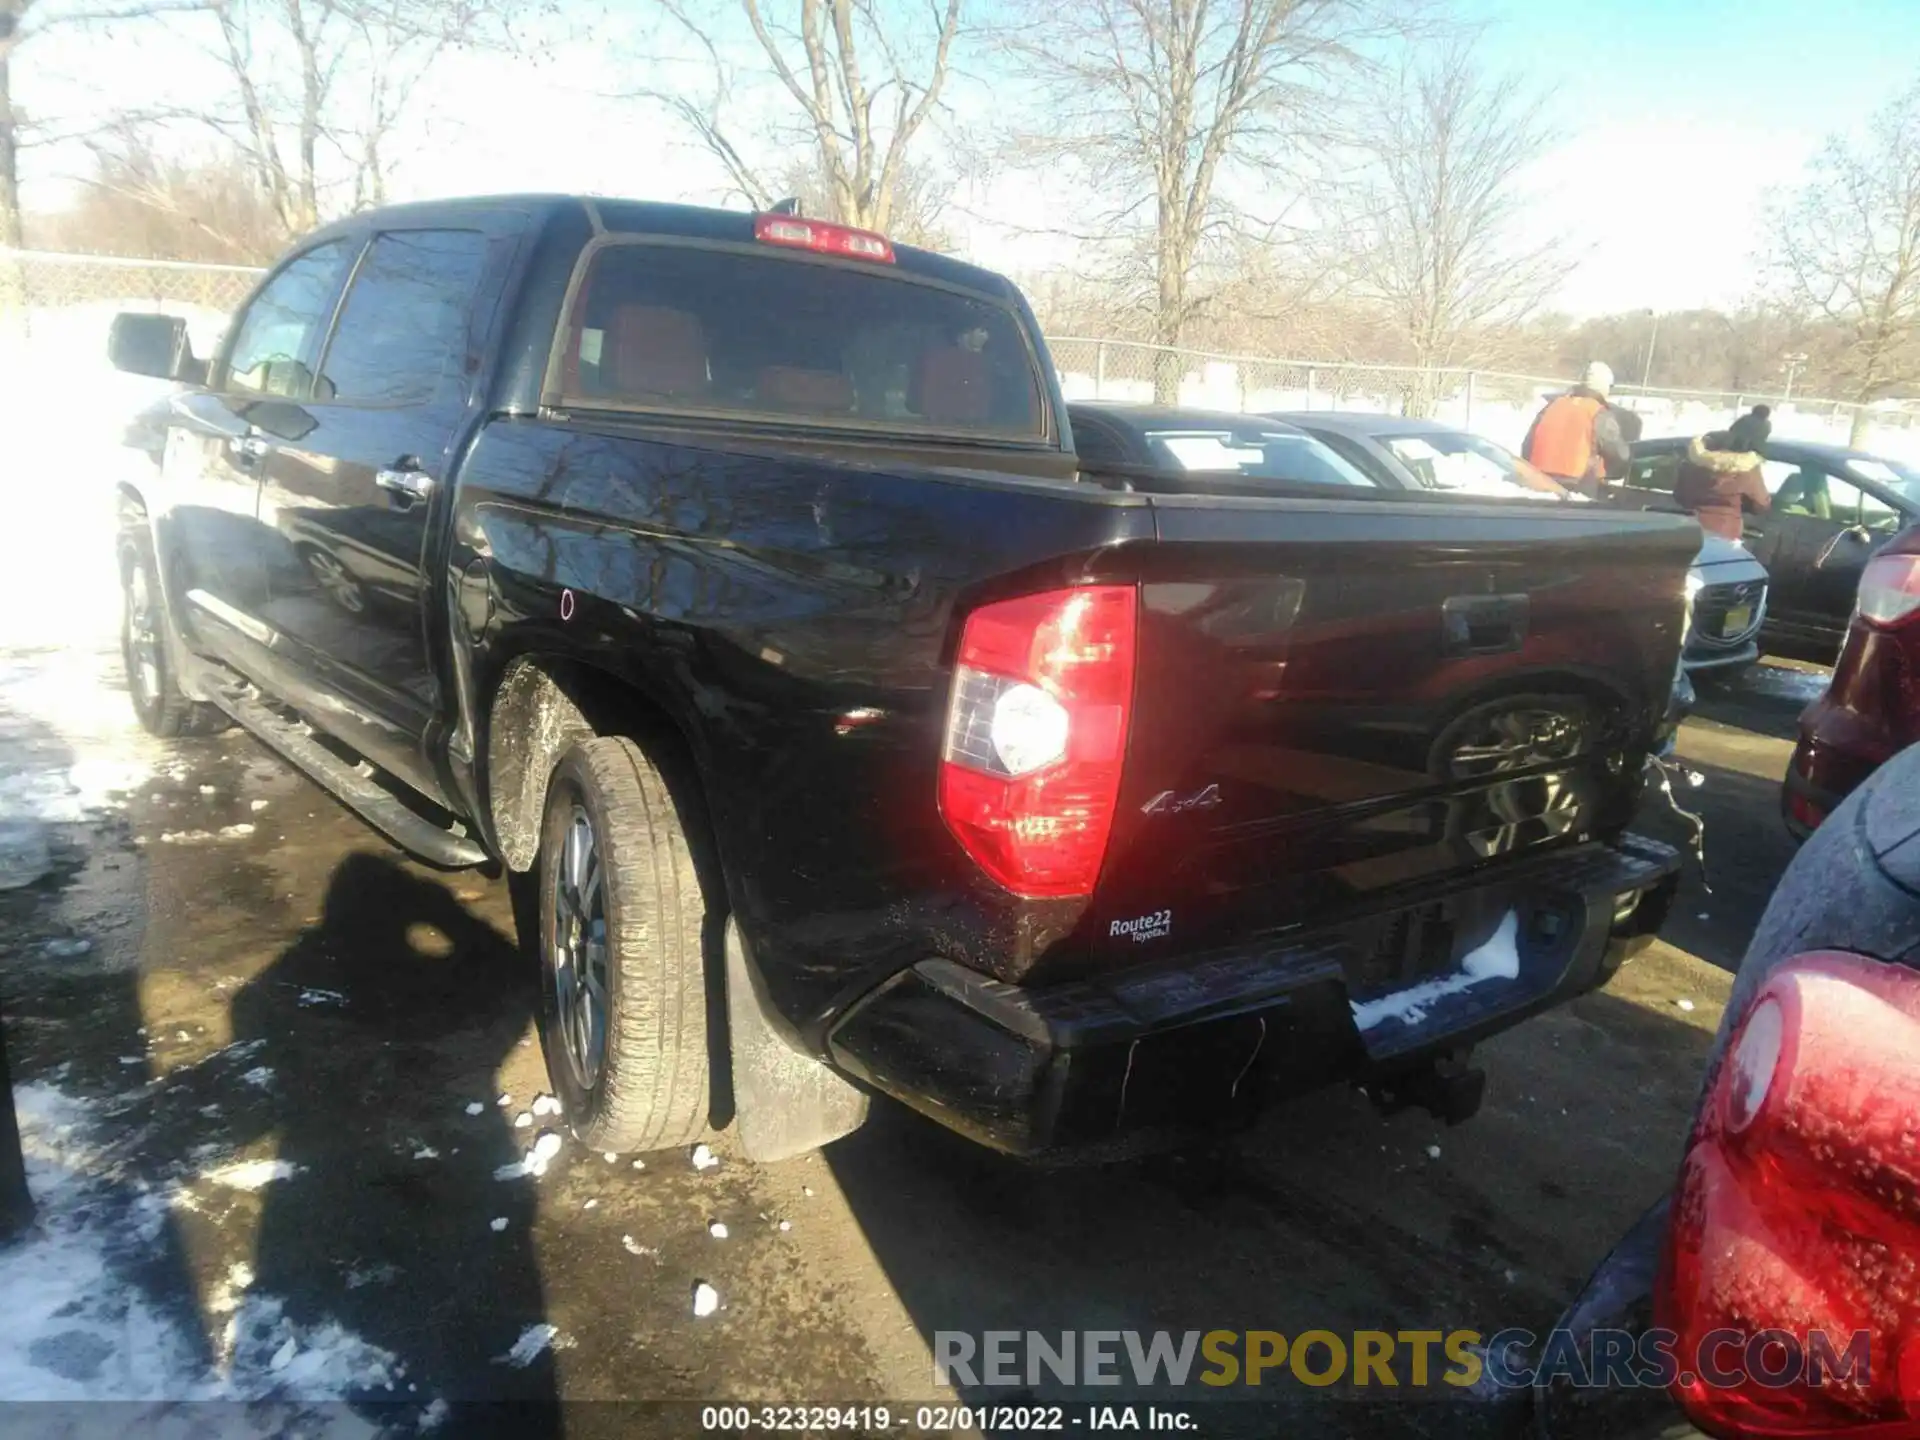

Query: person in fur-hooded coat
left=1674, top=405, right=1773, bottom=541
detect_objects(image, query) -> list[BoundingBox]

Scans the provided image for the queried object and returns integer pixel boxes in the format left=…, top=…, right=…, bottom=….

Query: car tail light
left=1857, top=553, right=1920, bottom=629
left=1659, top=950, right=1920, bottom=1435
left=753, top=213, right=895, bottom=263
left=939, top=585, right=1137, bottom=898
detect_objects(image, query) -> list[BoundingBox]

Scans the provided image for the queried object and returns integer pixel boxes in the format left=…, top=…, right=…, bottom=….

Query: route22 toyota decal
left=1111, top=909, right=1172, bottom=944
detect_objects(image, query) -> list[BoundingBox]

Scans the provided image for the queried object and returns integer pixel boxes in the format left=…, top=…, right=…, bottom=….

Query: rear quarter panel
left=450, top=418, right=1153, bottom=1038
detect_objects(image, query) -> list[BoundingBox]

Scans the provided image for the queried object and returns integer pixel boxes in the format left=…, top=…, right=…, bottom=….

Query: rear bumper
left=1785, top=698, right=1902, bottom=840
left=827, top=836, right=1681, bottom=1157
left=1782, top=759, right=1846, bottom=842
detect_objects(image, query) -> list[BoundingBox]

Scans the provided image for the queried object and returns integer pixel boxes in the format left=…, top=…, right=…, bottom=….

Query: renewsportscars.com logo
left=934, top=1327, right=1874, bottom=1392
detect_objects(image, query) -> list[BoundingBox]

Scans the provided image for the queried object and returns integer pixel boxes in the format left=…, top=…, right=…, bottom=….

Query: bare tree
left=33, top=125, right=283, bottom=259
left=123, top=0, right=523, bottom=241
left=1, top=0, right=195, bottom=248
left=767, top=152, right=953, bottom=247
left=1003, top=0, right=1403, bottom=401
left=643, top=0, right=962, bottom=236
left=0, top=1, right=25, bottom=247
left=1768, top=80, right=1920, bottom=443
left=1330, top=40, right=1558, bottom=410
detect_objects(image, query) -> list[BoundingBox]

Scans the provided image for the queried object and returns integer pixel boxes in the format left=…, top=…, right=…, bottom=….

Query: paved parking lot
left=0, top=614, right=1813, bottom=1434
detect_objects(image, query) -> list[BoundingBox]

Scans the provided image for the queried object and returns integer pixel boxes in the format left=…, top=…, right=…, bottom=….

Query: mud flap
left=725, top=921, right=869, bottom=1162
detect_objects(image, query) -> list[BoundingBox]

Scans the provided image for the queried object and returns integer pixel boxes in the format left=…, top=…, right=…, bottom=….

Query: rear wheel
left=119, top=527, right=230, bottom=738
left=536, top=735, right=713, bottom=1154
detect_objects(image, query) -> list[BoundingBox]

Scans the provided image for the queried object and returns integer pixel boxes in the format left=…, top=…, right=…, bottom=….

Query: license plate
left=1722, top=604, right=1752, bottom=634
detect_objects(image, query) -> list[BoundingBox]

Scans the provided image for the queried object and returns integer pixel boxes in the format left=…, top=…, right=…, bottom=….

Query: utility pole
left=1782, top=352, right=1809, bottom=403
left=1640, top=308, right=1660, bottom=390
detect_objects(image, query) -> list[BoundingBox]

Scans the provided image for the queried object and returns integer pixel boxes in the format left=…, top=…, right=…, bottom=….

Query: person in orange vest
left=1522, top=362, right=1632, bottom=498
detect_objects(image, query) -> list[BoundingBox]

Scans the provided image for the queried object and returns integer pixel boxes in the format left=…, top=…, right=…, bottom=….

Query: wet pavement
left=0, top=570, right=1816, bottom=1435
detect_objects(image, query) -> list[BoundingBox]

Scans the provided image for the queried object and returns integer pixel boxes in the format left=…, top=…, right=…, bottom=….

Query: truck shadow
left=7, top=824, right=562, bottom=1428
left=220, top=851, right=560, bottom=1420
left=823, top=978, right=1718, bottom=1437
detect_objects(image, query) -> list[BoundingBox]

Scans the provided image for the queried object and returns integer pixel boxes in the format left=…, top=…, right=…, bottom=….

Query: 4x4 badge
left=1142, top=783, right=1223, bottom=815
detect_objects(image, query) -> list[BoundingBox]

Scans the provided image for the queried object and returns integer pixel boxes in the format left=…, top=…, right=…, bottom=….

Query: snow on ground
left=0, top=1084, right=409, bottom=1429
left=0, top=315, right=171, bottom=889
left=0, top=326, right=428, bottom=1420
left=203, top=1158, right=304, bottom=1192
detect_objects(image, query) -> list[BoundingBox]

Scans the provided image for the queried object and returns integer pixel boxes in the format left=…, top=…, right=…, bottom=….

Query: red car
left=1786, top=524, right=1920, bottom=836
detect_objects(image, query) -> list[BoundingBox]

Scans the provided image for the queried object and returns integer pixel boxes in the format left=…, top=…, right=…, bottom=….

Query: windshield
left=1143, top=429, right=1376, bottom=488
left=1382, top=431, right=1566, bottom=500
left=556, top=241, right=1047, bottom=441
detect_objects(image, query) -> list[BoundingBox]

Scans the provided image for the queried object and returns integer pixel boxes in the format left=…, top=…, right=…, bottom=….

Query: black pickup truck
left=106, top=195, right=1694, bottom=1162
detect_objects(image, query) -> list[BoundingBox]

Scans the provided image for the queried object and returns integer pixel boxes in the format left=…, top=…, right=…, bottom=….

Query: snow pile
left=0, top=1084, right=407, bottom=1424
left=1350, top=910, right=1522, bottom=1032
left=203, top=1158, right=303, bottom=1192
left=492, top=1130, right=563, bottom=1181
left=493, top=1323, right=560, bottom=1369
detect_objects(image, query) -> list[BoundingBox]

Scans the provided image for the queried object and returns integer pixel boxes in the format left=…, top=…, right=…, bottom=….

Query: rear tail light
left=938, top=585, right=1137, bottom=898
left=1857, top=553, right=1920, bottom=629
left=753, top=213, right=895, bottom=263
left=1659, top=950, right=1920, bottom=1435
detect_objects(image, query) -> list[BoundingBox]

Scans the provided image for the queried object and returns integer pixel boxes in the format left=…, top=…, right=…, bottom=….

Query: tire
left=119, top=526, right=231, bottom=738
left=536, top=735, right=713, bottom=1154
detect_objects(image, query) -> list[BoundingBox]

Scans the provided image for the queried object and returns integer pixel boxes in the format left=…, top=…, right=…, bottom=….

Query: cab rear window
left=555, top=242, right=1046, bottom=441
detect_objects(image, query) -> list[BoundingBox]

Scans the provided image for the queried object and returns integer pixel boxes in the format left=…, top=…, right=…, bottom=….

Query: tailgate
left=1089, top=494, right=1697, bottom=963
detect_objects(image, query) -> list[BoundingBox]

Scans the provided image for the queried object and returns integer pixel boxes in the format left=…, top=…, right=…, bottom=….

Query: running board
left=207, top=683, right=488, bottom=869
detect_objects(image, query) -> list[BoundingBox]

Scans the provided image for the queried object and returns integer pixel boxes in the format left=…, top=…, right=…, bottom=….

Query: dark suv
left=1613, top=438, right=1920, bottom=659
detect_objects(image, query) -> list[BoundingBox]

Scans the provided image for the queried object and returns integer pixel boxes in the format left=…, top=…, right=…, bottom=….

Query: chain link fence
left=1048, top=338, right=1920, bottom=460
left=5, top=249, right=1916, bottom=460
left=1, top=248, right=261, bottom=333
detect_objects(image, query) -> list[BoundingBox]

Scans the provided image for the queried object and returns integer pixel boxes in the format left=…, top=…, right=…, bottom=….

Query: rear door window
left=556, top=243, right=1045, bottom=440
left=317, top=229, right=490, bottom=406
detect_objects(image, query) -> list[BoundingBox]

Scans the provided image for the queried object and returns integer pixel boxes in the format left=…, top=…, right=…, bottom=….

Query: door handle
left=1814, top=527, right=1872, bottom=568
left=375, top=468, right=435, bottom=505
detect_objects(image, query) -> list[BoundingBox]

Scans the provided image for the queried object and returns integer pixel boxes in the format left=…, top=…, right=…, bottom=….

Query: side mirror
left=107, top=313, right=205, bottom=384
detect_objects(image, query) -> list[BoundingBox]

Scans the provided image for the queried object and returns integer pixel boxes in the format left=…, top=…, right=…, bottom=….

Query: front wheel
left=119, top=528, right=230, bottom=738
left=536, top=735, right=714, bottom=1154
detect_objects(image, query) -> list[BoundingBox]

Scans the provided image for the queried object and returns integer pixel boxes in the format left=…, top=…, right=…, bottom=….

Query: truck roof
left=301, top=194, right=1023, bottom=303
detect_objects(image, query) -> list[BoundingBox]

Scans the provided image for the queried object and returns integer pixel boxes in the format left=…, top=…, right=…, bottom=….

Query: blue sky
left=1466, top=0, right=1917, bottom=134
left=18, top=0, right=1920, bottom=317
left=1456, top=0, right=1919, bottom=312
